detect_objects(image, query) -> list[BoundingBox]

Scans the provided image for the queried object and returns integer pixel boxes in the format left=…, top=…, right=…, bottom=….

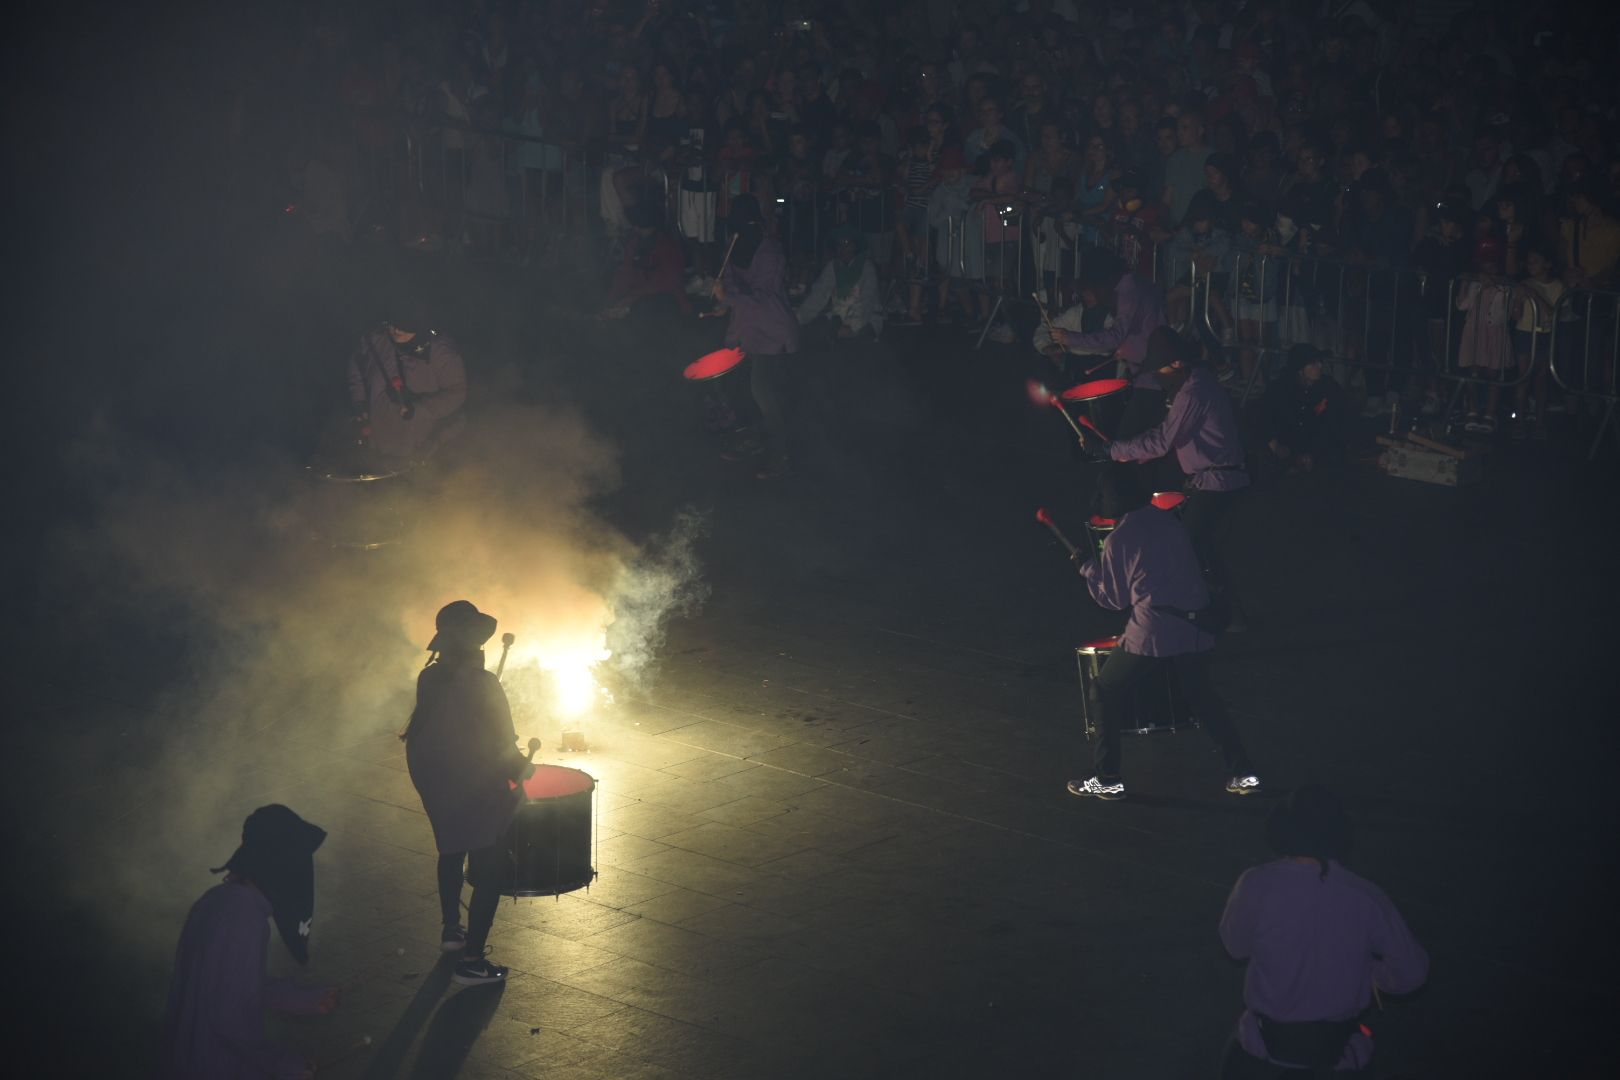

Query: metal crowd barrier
left=1549, top=287, right=1620, bottom=458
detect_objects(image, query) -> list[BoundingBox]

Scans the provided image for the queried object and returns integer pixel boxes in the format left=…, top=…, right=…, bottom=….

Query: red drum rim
left=1150, top=491, right=1186, bottom=511
left=1060, top=378, right=1130, bottom=402
left=518, top=764, right=596, bottom=800
left=1087, top=515, right=1118, bottom=527
left=683, top=347, right=747, bottom=380
left=1078, top=636, right=1120, bottom=652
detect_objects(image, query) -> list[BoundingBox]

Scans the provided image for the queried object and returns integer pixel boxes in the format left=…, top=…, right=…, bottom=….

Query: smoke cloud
left=42, top=389, right=707, bottom=996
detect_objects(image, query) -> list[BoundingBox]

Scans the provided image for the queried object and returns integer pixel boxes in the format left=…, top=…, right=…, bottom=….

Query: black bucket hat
left=427, top=600, right=498, bottom=655
left=213, top=805, right=327, bottom=964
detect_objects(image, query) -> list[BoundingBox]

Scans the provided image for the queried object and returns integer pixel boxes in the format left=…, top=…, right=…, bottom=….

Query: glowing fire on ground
left=499, top=626, right=614, bottom=736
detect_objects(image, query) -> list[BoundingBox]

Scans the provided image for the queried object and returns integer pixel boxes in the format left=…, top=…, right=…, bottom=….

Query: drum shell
left=502, top=769, right=596, bottom=898
left=1065, top=382, right=1131, bottom=441
left=1076, top=642, right=1192, bottom=735
left=306, top=466, right=409, bottom=550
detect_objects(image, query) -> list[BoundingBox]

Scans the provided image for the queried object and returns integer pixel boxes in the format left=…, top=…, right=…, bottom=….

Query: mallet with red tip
left=1035, top=506, right=1081, bottom=558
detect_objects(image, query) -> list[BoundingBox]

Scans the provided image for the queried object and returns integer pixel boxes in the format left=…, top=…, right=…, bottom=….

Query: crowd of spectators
left=276, top=0, right=1620, bottom=440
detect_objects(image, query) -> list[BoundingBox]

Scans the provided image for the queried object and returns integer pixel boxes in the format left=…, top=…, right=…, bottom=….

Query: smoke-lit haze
left=43, top=390, right=707, bottom=986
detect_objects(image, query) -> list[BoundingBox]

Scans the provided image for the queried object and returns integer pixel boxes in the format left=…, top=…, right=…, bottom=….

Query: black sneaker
left=452, top=955, right=508, bottom=986
left=440, top=924, right=467, bottom=953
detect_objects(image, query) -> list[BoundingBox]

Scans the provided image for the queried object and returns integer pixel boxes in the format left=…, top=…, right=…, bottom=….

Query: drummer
left=1044, top=251, right=1168, bottom=438
left=1067, top=464, right=1260, bottom=802
left=347, top=297, right=468, bottom=463
left=400, top=600, right=528, bottom=986
left=713, top=194, right=801, bottom=480
left=1092, top=326, right=1249, bottom=626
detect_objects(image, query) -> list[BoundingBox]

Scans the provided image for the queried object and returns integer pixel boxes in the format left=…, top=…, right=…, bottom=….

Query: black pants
left=749, top=350, right=796, bottom=468
left=437, top=844, right=503, bottom=957
left=1180, top=485, right=1243, bottom=596
left=1093, top=650, right=1250, bottom=780
left=1217, top=1038, right=1367, bottom=1079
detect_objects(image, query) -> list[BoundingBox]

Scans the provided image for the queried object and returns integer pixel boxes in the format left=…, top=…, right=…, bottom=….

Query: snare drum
left=1150, top=491, right=1187, bottom=513
left=1084, top=514, right=1118, bottom=559
left=1075, top=636, right=1191, bottom=736
left=305, top=462, right=409, bottom=551
left=502, top=765, right=598, bottom=898
left=1060, top=378, right=1131, bottom=441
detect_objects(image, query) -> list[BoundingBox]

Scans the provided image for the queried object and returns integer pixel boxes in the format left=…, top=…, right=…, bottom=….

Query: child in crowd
left=1101, top=168, right=1167, bottom=277
left=1408, top=203, right=1473, bottom=416
left=896, top=126, right=937, bottom=315
left=1165, top=190, right=1233, bottom=339
left=1232, top=201, right=1283, bottom=385
left=968, top=140, right=1024, bottom=342
left=1032, top=176, right=1080, bottom=309
left=1455, top=213, right=1514, bottom=434
left=1510, top=243, right=1566, bottom=441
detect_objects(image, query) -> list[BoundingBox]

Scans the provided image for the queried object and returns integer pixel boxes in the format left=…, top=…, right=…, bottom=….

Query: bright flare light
left=500, top=627, right=614, bottom=732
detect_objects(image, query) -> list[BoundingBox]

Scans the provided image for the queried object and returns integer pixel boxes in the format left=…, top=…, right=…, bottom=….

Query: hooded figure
left=1219, top=786, right=1429, bottom=1075
left=403, top=600, right=522, bottom=985
left=160, top=805, right=335, bottom=1080
left=212, top=805, right=328, bottom=964
left=1260, top=343, right=1345, bottom=471
left=796, top=224, right=883, bottom=336
left=346, top=298, right=468, bottom=461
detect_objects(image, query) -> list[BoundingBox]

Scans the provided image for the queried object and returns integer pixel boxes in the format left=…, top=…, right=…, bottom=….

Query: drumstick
left=1078, top=415, right=1112, bottom=443
left=1034, top=507, right=1079, bottom=557
left=712, top=234, right=739, bottom=293
left=1079, top=354, right=1117, bottom=376
left=1026, top=378, right=1088, bottom=440
left=1031, top=292, right=1056, bottom=332
left=495, top=632, right=515, bottom=680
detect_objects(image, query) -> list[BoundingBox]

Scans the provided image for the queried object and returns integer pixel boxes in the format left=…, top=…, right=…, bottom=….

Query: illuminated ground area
left=11, top=204, right=1620, bottom=1078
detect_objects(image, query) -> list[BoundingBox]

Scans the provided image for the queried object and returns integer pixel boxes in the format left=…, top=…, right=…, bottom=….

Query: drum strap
left=1151, top=602, right=1228, bottom=634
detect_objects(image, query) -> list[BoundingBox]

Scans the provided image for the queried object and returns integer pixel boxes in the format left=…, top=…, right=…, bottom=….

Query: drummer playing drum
left=400, top=601, right=530, bottom=986
left=1067, top=464, right=1261, bottom=802
left=1046, top=251, right=1169, bottom=439
left=1084, top=326, right=1250, bottom=629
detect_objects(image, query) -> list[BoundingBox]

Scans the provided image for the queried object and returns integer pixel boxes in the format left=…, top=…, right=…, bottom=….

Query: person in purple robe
left=1067, top=463, right=1259, bottom=801
left=159, top=804, right=336, bottom=1080
left=402, top=600, right=526, bottom=986
left=1091, top=326, right=1250, bottom=628
left=1047, top=252, right=1170, bottom=438
left=346, top=298, right=468, bottom=462
left=713, top=194, right=801, bottom=479
left=1219, top=786, right=1429, bottom=1078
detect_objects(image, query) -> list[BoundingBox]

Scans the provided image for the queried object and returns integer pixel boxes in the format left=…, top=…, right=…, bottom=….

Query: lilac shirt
left=723, top=236, right=801, bottom=356
left=1220, top=860, right=1429, bottom=1071
left=1109, top=366, right=1249, bottom=491
left=1061, top=272, right=1166, bottom=387
left=1078, top=505, right=1214, bottom=656
left=160, top=882, right=331, bottom=1080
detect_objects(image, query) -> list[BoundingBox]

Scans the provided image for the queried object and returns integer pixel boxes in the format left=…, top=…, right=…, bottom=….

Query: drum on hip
left=502, top=765, right=598, bottom=898
left=1060, top=378, right=1131, bottom=441
left=1075, top=636, right=1192, bottom=736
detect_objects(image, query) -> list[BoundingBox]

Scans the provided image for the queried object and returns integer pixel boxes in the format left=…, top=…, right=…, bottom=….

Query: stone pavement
left=12, top=249, right=1620, bottom=1078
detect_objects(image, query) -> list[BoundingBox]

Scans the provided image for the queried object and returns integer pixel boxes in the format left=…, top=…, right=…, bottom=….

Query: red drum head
left=1060, top=378, right=1129, bottom=403
left=1078, top=636, right=1120, bottom=653
left=1087, top=515, right=1117, bottom=527
left=683, top=347, right=747, bottom=380
left=1150, top=491, right=1186, bottom=511
left=518, top=764, right=596, bottom=801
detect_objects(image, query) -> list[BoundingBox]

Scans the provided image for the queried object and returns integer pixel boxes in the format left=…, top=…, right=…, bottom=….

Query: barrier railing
left=1549, top=287, right=1620, bottom=459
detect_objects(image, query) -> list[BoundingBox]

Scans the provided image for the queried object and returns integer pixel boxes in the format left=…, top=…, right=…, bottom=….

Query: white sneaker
left=1067, top=776, right=1125, bottom=801
left=1225, top=775, right=1262, bottom=796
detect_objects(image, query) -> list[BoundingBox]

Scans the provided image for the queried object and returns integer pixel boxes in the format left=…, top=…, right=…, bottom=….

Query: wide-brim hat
left=427, top=600, right=498, bottom=654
